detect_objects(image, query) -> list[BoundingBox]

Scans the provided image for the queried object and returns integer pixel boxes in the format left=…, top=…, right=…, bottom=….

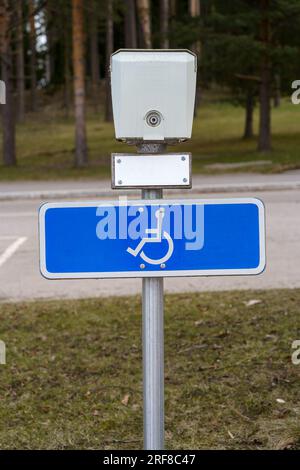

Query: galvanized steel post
left=138, top=143, right=166, bottom=450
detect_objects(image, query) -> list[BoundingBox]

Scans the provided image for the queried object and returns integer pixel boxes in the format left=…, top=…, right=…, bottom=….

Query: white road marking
left=0, top=237, right=27, bottom=267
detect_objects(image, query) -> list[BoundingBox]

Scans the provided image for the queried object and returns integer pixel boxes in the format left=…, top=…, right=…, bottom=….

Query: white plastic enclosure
left=110, top=49, right=197, bottom=143
left=111, top=153, right=191, bottom=189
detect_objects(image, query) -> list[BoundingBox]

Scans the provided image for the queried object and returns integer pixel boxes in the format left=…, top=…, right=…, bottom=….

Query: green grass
left=0, top=96, right=300, bottom=181
left=0, top=288, right=300, bottom=449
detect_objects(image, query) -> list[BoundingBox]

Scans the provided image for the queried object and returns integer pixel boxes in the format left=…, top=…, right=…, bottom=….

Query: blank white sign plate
left=111, top=153, right=191, bottom=189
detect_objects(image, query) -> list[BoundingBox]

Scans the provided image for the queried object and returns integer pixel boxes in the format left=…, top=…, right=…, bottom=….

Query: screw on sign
left=39, top=50, right=266, bottom=450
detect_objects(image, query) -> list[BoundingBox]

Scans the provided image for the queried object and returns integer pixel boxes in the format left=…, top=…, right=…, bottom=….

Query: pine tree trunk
left=64, top=25, right=71, bottom=117
left=160, top=0, right=169, bottom=48
left=72, top=0, right=88, bottom=166
left=124, top=0, right=137, bottom=48
left=16, top=0, right=25, bottom=122
left=189, top=0, right=201, bottom=57
left=0, top=0, right=16, bottom=166
left=170, top=0, right=176, bottom=17
left=28, top=0, right=37, bottom=111
left=45, top=1, right=54, bottom=84
left=105, top=0, right=114, bottom=122
left=243, top=90, right=254, bottom=139
left=274, top=74, right=281, bottom=108
left=189, top=0, right=201, bottom=116
left=189, top=0, right=200, bottom=16
left=90, top=0, right=100, bottom=112
left=169, top=0, right=176, bottom=47
left=136, top=0, right=152, bottom=48
left=258, top=0, right=271, bottom=152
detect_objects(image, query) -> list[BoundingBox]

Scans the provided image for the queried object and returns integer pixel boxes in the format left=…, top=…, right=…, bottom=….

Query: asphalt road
left=0, top=188, right=299, bottom=302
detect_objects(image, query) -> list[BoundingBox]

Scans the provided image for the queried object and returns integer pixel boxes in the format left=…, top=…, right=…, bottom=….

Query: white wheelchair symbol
left=127, top=208, right=174, bottom=265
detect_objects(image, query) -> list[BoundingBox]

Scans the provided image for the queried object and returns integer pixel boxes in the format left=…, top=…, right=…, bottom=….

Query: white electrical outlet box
left=111, top=153, right=191, bottom=189
left=110, top=49, right=197, bottom=143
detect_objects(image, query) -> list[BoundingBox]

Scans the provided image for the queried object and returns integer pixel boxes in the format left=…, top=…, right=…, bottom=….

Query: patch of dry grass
left=0, top=289, right=299, bottom=449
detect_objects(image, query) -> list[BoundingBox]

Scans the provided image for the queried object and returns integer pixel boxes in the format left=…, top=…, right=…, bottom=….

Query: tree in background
left=89, top=0, right=101, bottom=112
left=28, top=0, right=38, bottom=111
left=257, top=0, right=300, bottom=149
left=72, top=0, right=88, bottom=166
left=0, top=0, right=16, bottom=166
left=189, top=0, right=201, bottom=114
left=45, top=0, right=65, bottom=87
left=45, top=0, right=73, bottom=115
left=1, top=0, right=300, bottom=169
left=160, top=0, right=169, bottom=48
left=63, top=5, right=72, bottom=116
left=16, top=0, right=25, bottom=122
left=199, top=1, right=260, bottom=140
left=258, top=0, right=271, bottom=151
left=105, top=0, right=114, bottom=122
left=189, top=0, right=201, bottom=57
left=170, top=0, right=176, bottom=16
left=242, top=80, right=257, bottom=139
left=45, top=0, right=53, bottom=84
left=137, top=0, right=152, bottom=48
left=191, top=0, right=300, bottom=150
left=124, top=0, right=137, bottom=48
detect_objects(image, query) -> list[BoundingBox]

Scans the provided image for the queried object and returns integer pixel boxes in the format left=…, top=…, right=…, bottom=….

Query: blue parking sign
left=39, top=198, right=265, bottom=279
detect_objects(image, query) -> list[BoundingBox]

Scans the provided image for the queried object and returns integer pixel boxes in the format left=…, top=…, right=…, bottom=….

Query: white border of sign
left=39, top=198, right=266, bottom=279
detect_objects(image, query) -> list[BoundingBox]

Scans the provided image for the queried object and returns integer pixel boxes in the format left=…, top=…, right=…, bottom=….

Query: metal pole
left=138, top=143, right=166, bottom=450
